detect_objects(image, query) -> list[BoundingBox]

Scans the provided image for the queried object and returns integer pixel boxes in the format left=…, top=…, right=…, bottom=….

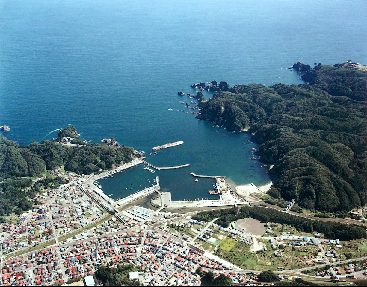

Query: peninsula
left=196, top=62, right=367, bottom=213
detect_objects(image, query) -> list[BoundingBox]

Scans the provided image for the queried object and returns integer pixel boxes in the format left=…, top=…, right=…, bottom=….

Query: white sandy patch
left=250, top=237, right=265, bottom=253
left=258, top=182, right=272, bottom=193
left=236, top=183, right=258, bottom=197
left=235, top=182, right=272, bottom=196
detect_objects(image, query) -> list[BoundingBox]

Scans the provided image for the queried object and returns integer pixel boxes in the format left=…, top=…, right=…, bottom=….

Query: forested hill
left=198, top=62, right=367, bottom=212
left=0, top=126, right=135, bottom=217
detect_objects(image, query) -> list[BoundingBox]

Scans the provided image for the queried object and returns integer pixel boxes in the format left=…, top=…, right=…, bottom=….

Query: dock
left=152, top=140, right=184, bottom=151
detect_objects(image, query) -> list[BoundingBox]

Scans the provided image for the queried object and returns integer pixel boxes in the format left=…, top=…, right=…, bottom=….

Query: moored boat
left=0, top=125, right=10, bottom=132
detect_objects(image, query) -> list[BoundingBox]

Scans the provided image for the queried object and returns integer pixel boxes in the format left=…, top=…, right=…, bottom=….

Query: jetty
left=152, top=141, right=184, bottom=151
left=143, top=161, right=190, bottom=171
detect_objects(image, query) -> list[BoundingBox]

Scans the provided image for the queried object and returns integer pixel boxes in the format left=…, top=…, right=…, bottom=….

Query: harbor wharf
left=78, top=185, right=115, bottom=214
left=114, top=178, right=160, bottom=208
left=80, top=174, right=160, bottom=222
left=156, top=192, right=247, bottom=209
left=79, top=158, right=160, bottom=219
left=153, top=176, right=248, bottom=209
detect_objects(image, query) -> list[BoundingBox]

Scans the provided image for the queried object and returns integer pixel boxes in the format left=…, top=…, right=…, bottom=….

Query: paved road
left=283, top=256, right=367, bottom=274
left=254, top=201, right=367, bottom=228
left=210, top=256, right=367, bottom=276
left=191, top=218, right=218, bottom=243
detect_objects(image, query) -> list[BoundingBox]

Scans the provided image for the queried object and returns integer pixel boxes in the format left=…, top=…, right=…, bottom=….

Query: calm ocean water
left=1, top=0, right=366, bottom=200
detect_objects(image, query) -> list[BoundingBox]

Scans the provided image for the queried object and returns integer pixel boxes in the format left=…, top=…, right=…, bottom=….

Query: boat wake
left=42, top=128, right=61, bottom=139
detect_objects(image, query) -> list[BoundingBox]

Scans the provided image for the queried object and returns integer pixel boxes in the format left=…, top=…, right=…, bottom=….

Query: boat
left=0, top=125, right=10, bottom=132
left=195, top=179, right=199, bottom=182
left=209, top=190, right=220, bottom=195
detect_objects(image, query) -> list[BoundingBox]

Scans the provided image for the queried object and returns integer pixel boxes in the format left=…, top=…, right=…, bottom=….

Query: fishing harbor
left=95, top=138, right=271, bottom=205
left=90, top=141, right=263, bottom=210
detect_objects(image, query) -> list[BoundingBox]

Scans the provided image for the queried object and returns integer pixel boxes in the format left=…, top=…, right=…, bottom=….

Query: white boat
left=0, top=125, right=10, bottom=132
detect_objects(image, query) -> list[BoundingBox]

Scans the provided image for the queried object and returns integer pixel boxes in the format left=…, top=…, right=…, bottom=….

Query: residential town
left=1, top=165, right=367, bottom=286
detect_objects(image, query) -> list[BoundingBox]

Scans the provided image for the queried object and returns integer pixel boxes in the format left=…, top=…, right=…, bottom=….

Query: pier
left=143, top=161, right=190, bottom=171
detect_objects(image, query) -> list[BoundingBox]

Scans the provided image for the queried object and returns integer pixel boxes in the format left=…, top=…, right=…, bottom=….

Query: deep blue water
left=1, top=0, right=366, bottom=200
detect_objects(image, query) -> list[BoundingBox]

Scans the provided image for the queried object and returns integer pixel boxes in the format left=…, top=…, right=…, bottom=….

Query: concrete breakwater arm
left=157, top=164, right=190, bottom=170
left=114, top=183, right=160, bottom=208
left=190, top=172, right=223, bottom=179
left=152, top=140, right=184, bottom=151
left=143, top=161, right=190, bottom=170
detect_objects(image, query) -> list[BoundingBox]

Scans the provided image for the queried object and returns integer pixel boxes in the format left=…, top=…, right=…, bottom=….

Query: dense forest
left=192, top=206, right=367, bottom=240
left=198, top=62, right=367, bottom=212
left=0, top=126, right=135, bottom=217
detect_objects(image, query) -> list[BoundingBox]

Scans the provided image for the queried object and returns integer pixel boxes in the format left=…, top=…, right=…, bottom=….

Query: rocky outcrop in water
left=191, top=80, right=229, bottom=92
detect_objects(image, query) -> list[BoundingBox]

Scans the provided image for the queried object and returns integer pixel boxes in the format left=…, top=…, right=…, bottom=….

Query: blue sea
left=1, top=0, right=366, bottom=200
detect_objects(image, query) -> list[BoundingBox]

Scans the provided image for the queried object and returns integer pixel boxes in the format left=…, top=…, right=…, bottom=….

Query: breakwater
left=152, top=141, right=184, bottom=151
left=190, top=172, right=223, bottom=179
left=143, top=161, right=190, bottom=171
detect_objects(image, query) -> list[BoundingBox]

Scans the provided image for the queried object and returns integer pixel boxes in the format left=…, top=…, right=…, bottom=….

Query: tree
left=197, top=269, right=232, bottom=286
left=258, top=270, right=280, bottom=282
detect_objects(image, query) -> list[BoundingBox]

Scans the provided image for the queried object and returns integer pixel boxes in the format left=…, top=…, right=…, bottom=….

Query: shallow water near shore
left=1, top=0, right=366, bottom=200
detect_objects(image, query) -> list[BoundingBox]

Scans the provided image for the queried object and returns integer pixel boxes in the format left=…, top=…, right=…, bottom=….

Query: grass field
left=216, top=239, right=320, bottom=271
left=358, top=241, right=367, bottom=253
left=219, top=237, right=237, bottom=252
